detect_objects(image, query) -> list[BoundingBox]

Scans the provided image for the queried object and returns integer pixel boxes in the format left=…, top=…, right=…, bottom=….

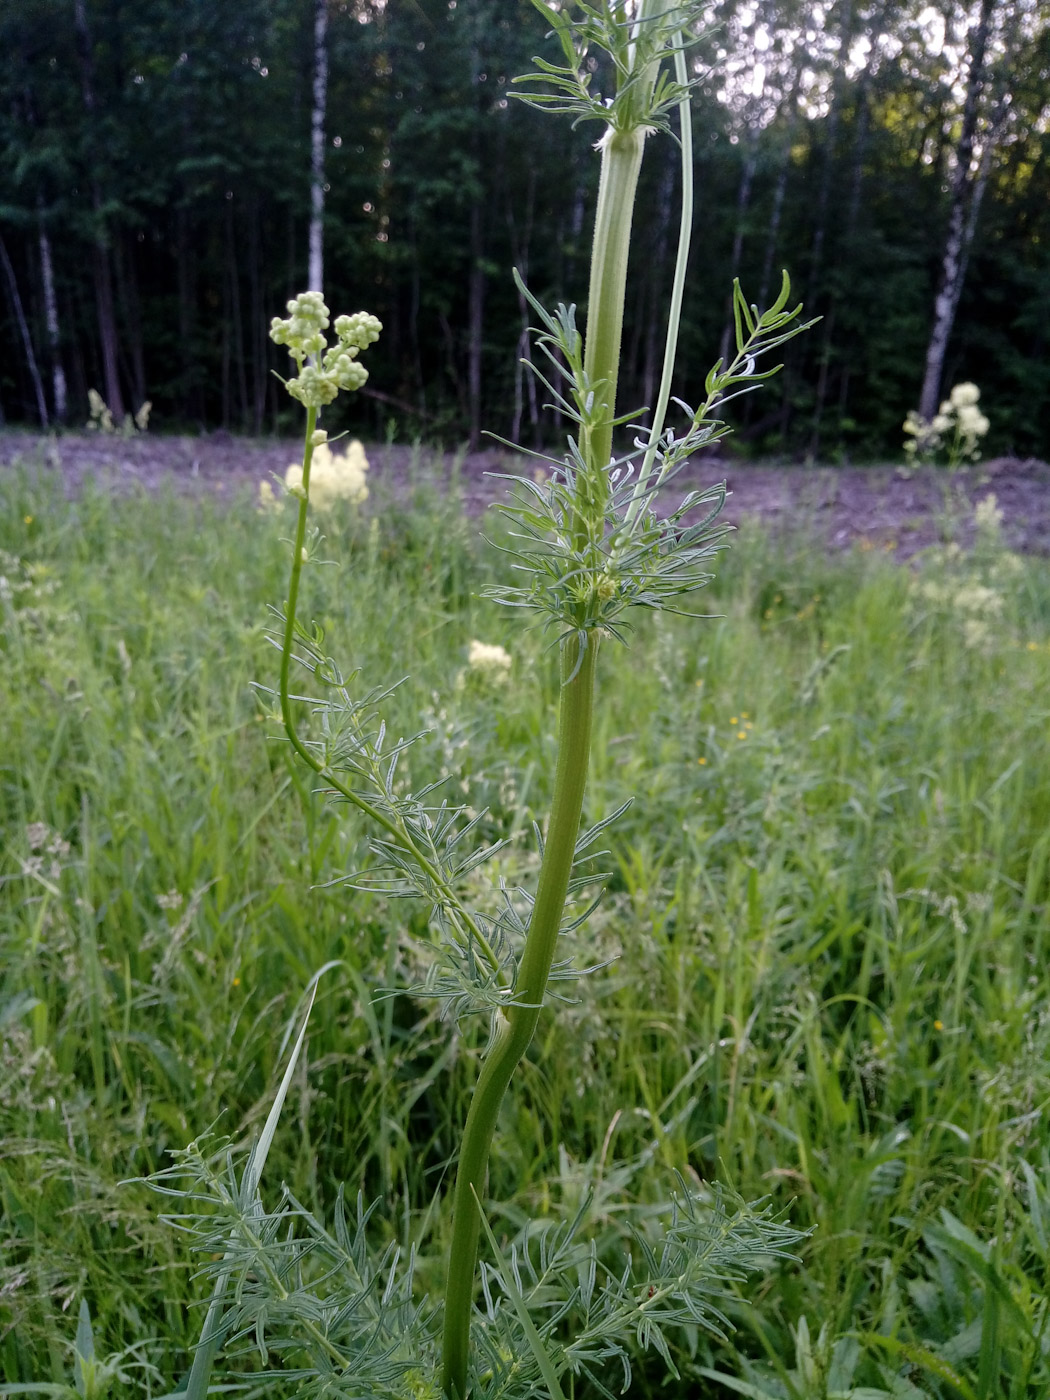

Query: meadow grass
left=1, top=460, right=1048, bottom=1396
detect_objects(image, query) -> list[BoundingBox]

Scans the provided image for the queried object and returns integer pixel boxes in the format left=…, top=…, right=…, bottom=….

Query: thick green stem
left=441, top=633, right=599, bottom=1400
left=579, top=125, right=646, bottom=519
left=440, top=15, right=674, bottom=1392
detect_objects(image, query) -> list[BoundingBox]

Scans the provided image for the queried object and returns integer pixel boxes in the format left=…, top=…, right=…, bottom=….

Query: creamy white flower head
left=974, top=493, right=1002, bottom=532
left=954, top=582, right=1004, bottom=617
left=285, top=440, right=370, bottom=511
left=258, top=479, right=280, bottom=512
left=931, top=414, right=952, bottom=434
left=962, top=617, right=995, bottom=650
left=949, top=382, right=980, bottom=409
left=467, top=639, right=512, bottom=680
left=957, top=403, right=990, bottom=437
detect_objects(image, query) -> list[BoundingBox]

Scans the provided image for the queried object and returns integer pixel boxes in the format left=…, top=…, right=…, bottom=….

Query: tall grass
left=1, top=461, right=1048, bottom=1395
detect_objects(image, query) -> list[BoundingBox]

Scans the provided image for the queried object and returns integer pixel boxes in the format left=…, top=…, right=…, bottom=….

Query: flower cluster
left=903, top=382, right=990, bottom=467
left=86, top=388, right=152, bottom=434
left=459, top=639, right=512, bottom=688
left=284, top=434, right=370, bottom=510
left=910, top=495, right=1024, bottom=650
left=269, top=292, right=382, bottom=408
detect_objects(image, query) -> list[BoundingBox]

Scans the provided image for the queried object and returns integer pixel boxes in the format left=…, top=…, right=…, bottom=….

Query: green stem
left=579, top=124, right=646, bottom=524
left=441, top=633, right=599, bottom=1400
left=626, top=32, right=693, bottom=530
left=440, top=15, right=677, bottom=1392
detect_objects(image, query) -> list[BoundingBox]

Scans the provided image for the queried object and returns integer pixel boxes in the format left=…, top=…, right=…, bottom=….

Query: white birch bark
left=38, top=205, right=68, bottom=423
left=0, top=233, right=49, bottom=427
left=308, top=0, right=328, bottom=295
left=918, top=0, right=994, bottom=421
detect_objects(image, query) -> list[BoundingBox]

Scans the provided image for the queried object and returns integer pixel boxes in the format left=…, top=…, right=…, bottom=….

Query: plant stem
left=626, top=32, right=693, bottom=530
left=278, top=411, right=503, bottom=979
left=441, top=632, right=599, bottom=1400
left=578, top=124, right=646, bottom=532
left=441, top=14, right=677, bottom=1390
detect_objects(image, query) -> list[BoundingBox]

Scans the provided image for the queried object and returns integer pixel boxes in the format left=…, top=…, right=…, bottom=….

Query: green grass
left=1, top=458, right=1048, bottom=1396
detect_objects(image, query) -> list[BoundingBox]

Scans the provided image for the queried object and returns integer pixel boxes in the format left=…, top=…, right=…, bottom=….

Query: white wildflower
left=285, top=440, right=370, bottom=511
left=26, top=822, right=50, bottom=850
left=954, top=583, right=1004, bottom=617
left=466, top=640, right=512, bottom=682
left=258, top=479, right=280, bottom=511
left=949, top=382, right=981, bottom=408
left=974, top=493, right=1003, bottom=535
left=962, top=617, right=995, bottom=650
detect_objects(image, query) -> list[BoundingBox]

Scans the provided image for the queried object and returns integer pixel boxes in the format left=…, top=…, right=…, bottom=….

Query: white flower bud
left=949, top=382, right=980, bottom=408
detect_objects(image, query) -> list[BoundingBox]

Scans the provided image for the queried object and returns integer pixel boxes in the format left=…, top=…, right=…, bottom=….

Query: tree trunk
left=308, top=0, right=328, bottom=294
left=506, top=169, right=539, bottom=448
left=73, top=0, right=124, bottom=421
left=0, top=233, right=49, bottom=426
left=115, top=234, right=146, bottom=410
left=810, top=14, right=880, bottom=456
left=641, top=151, right=675, bottom=424
left=248, top=197, right=267, bottom=434
left=37, top=205, right=67, bottom=422
left=226, top=203, right=249, bottom=428
left=757, top=90, right=799, bottom=308
left=918, top=0, right=994, bottom=421
left=466, top=198, right=485, bottom=451
left=805, top=0, right=854, bottom=311
left=175, top=207, right=201, bottom=423
left=718, top=135, right=759, bottom=369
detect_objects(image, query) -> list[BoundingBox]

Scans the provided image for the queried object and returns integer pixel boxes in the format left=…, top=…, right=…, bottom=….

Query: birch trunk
left=917, top=0, right=994, bottom=421
left=308, top=0, right=328, bottom=295
left=0, top=234, right=49, bottom=426
left=73, top=0, right=124, bottom=421
left=37, top=207, right=67, bottom=422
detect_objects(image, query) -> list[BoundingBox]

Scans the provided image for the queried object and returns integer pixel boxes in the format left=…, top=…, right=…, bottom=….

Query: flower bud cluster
left=269, top=293, right=382, bottom=408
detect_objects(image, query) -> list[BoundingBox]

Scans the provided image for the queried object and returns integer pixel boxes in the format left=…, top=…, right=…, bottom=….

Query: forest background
left=1, top=0, right=1049, bottom=463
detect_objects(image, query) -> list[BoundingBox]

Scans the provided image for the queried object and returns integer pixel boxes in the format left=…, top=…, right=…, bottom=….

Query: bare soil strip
left=2, top=429, right=1047, bottom=558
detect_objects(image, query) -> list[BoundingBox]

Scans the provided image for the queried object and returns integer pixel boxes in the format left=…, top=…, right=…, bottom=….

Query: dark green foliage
left=0, top=1, right=1048, bottom=457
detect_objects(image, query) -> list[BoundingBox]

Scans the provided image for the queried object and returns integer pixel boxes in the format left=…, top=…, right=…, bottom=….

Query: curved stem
left=278, top=412, right=502, bottom=979
left=441, top=633, right=599, bottom=1400
left=626, top=32, right=693, bottom=530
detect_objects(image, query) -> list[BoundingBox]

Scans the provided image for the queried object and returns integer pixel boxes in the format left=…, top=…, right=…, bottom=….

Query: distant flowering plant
left=465, top=639, right=512, bottom=682
left=86, top=386, right=152, bottom=435
left=903, top=382, right=990, bottom=468
left=910, top=492, right=1023, bottom=651
left=259, top=435, right=370, bottom=511
left=285, top=434, right=370, bottom=509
